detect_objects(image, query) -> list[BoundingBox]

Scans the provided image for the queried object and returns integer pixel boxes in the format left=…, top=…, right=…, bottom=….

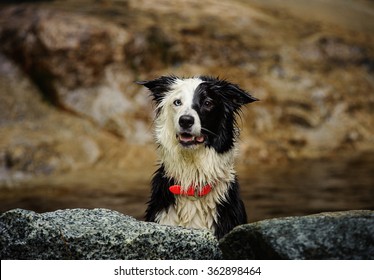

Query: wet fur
left=139, top=76, right=257, bottom=239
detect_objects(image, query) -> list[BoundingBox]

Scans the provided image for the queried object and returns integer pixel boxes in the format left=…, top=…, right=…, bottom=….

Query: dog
left=138, top=75, right=257, bottom=239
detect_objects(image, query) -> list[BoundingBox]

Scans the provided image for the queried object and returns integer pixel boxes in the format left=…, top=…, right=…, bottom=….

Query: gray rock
left=220, top=210, right=374, bottom=260
left=0, top=208, right=221, bottom=260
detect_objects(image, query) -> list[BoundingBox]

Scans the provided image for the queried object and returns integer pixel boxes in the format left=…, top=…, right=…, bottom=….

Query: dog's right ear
left=137, top=76, right=177, bottom=104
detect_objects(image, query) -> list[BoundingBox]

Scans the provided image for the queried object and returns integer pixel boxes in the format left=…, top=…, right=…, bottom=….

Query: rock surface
left=0, top=0, right=373, bottom=178
left=1, top=209, right=372, bottom=260
left=0, top=208, right=221, bottom=260
left=0, top=5, right=151, bottom=140
left=219, top=210, right=374, bottom=260
left=0, top=53, right=152, bottom=177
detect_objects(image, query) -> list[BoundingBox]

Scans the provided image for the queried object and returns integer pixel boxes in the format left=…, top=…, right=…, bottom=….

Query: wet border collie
left=138, top=76, right=257, bottom=239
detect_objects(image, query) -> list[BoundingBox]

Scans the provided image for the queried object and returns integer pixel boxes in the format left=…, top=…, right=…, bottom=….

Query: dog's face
left=138, top=76, right=257, bottom=154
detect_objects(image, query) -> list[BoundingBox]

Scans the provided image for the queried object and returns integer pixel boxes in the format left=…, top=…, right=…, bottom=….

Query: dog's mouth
left=177, top=133, right=205, bottom=146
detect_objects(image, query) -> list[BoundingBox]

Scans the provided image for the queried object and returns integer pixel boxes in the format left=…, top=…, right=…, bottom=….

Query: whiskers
left=201, top=127, right=218, bottom=137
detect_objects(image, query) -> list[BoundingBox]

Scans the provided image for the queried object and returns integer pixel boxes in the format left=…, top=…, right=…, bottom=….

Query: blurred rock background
left=0, top=0, right=373, bottom=222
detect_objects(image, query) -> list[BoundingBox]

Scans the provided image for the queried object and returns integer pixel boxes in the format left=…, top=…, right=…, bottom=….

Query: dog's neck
left=158, top=144, right=237, bottom=192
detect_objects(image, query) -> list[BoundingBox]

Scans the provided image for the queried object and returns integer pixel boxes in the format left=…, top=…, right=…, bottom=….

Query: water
left=240, top=153, right=374, bottom=221
left=0, top=153, right=373, bottom=222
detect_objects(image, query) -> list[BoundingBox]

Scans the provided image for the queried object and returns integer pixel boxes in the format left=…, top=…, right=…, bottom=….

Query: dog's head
left=138, top=76, right=257, bottom=153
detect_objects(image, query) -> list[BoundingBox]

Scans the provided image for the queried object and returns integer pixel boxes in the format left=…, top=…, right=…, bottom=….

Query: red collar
left=169, top=184, right=212, bottom=197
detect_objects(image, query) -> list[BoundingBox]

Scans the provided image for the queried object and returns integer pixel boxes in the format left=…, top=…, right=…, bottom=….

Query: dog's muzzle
left=177, top=115, right=205, bottom=146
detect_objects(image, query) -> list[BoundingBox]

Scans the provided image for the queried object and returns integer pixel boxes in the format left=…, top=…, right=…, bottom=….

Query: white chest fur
left=155, top=181, right=230, bottom=232
left=155, top=147, right=236, bottom=232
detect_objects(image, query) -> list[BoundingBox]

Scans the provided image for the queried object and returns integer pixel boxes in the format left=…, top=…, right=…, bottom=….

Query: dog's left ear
left=137, top=76, right=177, bottom=104
left=212, top=82, right=258, bottom=108
left=227, top=83, right=258, bottom=106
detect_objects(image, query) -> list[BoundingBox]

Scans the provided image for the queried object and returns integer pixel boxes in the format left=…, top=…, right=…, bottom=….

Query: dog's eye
left=173, top=99, right=182, bottom=106
left=204, top=100, right=213, bottom=108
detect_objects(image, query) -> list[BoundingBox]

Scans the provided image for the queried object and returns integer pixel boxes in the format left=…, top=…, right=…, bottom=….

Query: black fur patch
left=145, top=164, right=175, bottom=222
left=214, top=177, right=248, bottom=239
left=193, top=76, right=257, bottom=153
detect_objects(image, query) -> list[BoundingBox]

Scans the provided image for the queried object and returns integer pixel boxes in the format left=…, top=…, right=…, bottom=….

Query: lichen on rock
left=0, top=208, right=222, bottom=260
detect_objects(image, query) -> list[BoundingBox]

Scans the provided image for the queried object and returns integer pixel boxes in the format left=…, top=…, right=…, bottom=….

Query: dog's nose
left=179, top=115, right=194, bottom=129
